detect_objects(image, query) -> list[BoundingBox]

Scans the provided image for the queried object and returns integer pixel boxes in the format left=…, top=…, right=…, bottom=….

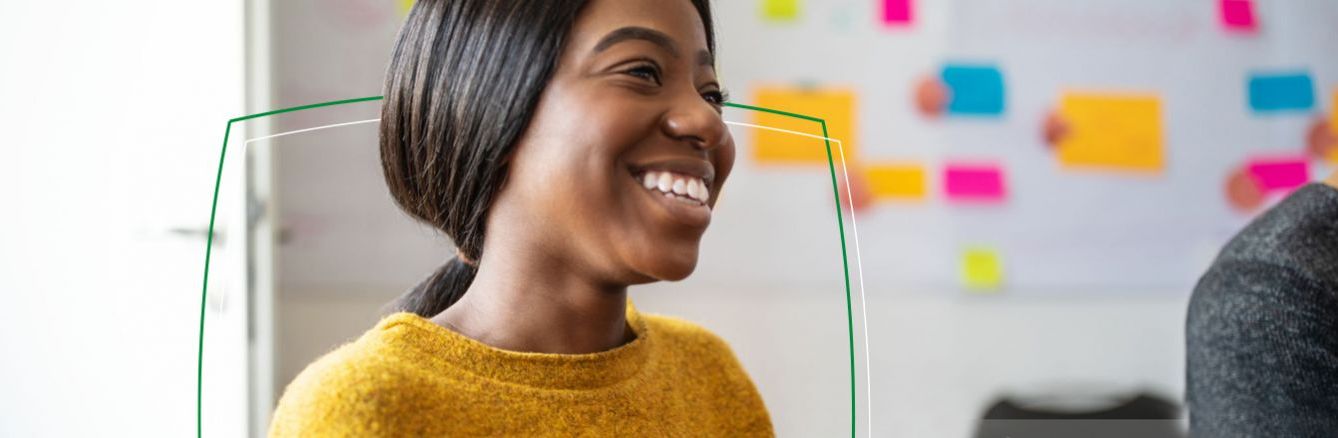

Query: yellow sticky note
left=1057, top=92, right=1164, bottom=172
left=752, top=86, right=857, bottom=165
left=865, top=163, right=927, bottom=200
left=961, top=247, right=1003, bottom=291
left=762, top=0, right=800, bottom=22
left=399, top=0, right=414, bottom=16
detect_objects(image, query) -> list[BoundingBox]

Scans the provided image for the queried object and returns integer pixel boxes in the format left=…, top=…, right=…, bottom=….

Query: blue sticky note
left=1248, top=73, right=1315, bottom=112
left=941, top=64, right=1006, bottom=116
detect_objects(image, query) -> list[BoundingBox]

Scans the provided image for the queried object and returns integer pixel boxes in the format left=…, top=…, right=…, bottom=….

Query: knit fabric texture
left=1187, top=183, right=1338, bottom=436
left=269, top=301, right=774, bottom=436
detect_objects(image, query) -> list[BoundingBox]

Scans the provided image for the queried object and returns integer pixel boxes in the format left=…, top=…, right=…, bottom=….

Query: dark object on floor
left=973, top=392, right=1184, bottom=438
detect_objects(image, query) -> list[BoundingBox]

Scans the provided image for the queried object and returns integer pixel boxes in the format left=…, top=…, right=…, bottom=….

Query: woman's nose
left=661, top=94, right=728, bottom=152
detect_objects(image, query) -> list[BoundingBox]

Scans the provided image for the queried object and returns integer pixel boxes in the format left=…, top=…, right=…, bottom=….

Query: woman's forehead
left=567, top=0, right=709, bottom=53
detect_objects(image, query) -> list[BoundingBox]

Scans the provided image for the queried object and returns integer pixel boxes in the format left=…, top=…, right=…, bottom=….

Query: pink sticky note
left=883, top=0, right=913, bottom=26
left=1247, top=157, right=1309, bottom=192
left=944, top=164, right=1006, bottom=203
left=1220, top=0, right=1256, bottom=31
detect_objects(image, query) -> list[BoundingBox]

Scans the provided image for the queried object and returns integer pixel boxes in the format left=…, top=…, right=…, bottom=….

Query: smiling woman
left=267, top=0, right=772, bottom=436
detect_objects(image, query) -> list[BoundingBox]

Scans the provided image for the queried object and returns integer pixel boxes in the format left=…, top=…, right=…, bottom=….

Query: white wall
left=0, top=0, right=245, bottom=436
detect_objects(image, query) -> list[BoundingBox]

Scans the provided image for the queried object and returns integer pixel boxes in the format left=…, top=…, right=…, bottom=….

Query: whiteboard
left=705, top=0, right=1338, bottom=296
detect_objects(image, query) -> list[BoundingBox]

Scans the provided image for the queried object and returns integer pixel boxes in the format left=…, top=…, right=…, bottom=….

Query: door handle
left=167, top=227, right=225, bottom=246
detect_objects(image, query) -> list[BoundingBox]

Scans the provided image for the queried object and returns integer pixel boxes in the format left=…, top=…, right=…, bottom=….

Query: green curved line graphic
left=198, top=97, right=857, bottom=437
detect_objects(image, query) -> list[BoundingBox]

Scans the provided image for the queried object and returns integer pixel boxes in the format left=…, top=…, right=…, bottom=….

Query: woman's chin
left=634, top=255, right=699, bottom=283
left=656, top=265, right=696, bottom=282
left=621, top=239, right=703, bottom=283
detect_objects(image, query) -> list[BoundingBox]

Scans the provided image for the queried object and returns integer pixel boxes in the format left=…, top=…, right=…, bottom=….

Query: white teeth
left=639, top=170, right=710, bottom=205
left=695, top=181, right=711, bottom=203
left=656, top=172, right=673, bottom=192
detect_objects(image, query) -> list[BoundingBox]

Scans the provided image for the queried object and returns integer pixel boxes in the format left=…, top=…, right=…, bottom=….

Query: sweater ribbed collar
left=373, top=300, right=652, bottom=391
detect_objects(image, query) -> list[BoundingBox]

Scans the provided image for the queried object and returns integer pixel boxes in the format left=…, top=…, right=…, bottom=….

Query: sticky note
left=1248, top=73, right=1315, bottom=112
left=941, top=64, right=1006, bottom=116
left=961, top=247, right=1003, bottom=290
left=865, top=164, right=927, bottom=200
left=752, top=86, right=857, bottom=165
left=1331, top=92, right=1338, bottom=163
left=943, top=163, right=1006, bottom=203
left=882, top=0, right=913, bottom=26
left=1219, top=0, right=1257, bottom=31
left=1056, top=92, right=1164, bottom=172
left=762, top=0, right=800, bottom=22
left=1247, top=156, right=1310, bottom=192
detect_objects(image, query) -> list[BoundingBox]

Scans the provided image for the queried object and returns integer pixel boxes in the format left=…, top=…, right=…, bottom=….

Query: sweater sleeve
left=643, top=314, right=775, bottom=436
left=703, top=331, right=775, bottom=436
left=268, top=354, right=386, bottom=438
left=1186, top=183, right=1338, bottom=437
left=268, top=344, right=422, bottom=438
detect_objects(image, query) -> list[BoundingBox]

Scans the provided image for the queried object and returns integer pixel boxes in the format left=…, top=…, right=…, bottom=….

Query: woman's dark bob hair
left=379, top=0, right=717, bottom=316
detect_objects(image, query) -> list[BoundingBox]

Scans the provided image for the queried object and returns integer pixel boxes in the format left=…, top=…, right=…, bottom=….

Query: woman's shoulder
left=638, top=312, right=774, bottom=432
left=638, top=312, right=753, bottom=379
left=268, top=314, right=452, bottom=436
left=640, top=312, right=733, bottom=353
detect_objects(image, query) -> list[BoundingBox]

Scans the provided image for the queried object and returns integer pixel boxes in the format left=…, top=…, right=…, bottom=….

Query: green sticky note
left=961, top=247, right=1003, bottom=291
left=762, top=0, right=800, bottom=22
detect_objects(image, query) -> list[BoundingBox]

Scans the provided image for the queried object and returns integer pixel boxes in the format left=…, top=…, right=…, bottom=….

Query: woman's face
left=498, top=0, right=733, bottom=285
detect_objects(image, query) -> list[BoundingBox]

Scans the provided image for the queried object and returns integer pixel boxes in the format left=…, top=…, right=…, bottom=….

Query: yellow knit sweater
left=269, top=302, right=773, bottom=436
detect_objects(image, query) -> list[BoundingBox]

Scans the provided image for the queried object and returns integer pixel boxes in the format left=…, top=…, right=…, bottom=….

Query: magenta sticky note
left=1220, top=0, right=1256, bottom=31
left=883, top=0, right=913, bottom=26
left=944, top=164, right=1006, bottom=202
left=1247, top=157, right=1309, bottom=192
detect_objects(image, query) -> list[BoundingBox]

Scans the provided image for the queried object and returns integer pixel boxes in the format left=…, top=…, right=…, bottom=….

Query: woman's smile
left=628, top=158, right=716, bottom=228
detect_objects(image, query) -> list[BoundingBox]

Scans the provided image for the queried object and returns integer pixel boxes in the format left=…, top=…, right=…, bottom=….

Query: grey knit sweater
left=1187, top=183, right=1338, bottom=436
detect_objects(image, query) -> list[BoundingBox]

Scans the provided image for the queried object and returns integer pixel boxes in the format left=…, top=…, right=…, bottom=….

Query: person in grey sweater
left=1187, top=173, right=1338, bottom=436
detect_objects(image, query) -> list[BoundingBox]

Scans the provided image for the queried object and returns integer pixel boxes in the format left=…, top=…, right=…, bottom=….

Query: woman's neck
left=430, top=243, right=634, bottom=355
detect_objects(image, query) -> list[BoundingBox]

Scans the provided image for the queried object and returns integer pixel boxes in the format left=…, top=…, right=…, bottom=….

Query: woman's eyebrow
left=591, top=26, right=715, bottom=68
left=592, top=26, right=680, bottom=58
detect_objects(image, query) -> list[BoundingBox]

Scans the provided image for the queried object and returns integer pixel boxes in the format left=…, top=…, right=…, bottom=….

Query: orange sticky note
left=865, top=163, right=927, bottom=200
left=961, top=247, right=1003, bottom=291
left=1056, top=92, right=1164, bottom=172
left=1330, top=92, right=1338, bottom=163
left=752, top=86, right=857, bottom=165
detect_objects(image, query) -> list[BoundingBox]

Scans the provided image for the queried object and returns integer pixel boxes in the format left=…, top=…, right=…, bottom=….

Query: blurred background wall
left=261, top=1, right=1337, bottom=437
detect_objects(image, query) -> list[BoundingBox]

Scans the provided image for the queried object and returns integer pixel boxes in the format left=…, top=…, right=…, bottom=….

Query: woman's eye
left=624, top=65, right=661, bottom=85
left=702, top=89, right=729, bottom=106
